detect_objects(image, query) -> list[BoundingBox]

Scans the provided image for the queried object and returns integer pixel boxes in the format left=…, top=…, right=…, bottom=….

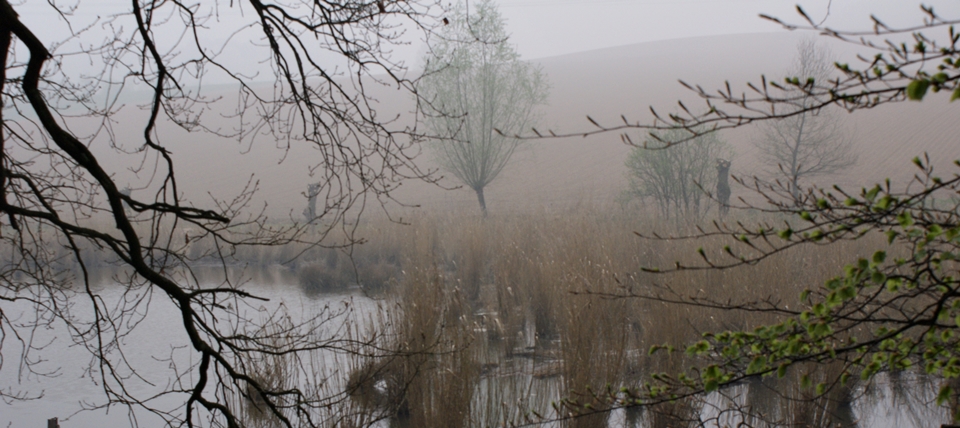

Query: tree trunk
left=475, top=187, right=487, bottom=217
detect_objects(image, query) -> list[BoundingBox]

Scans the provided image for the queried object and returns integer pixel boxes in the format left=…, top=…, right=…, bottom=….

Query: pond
left=0, top=267, right=379, bottom=427
left=0, top=266, right=952, bottom=427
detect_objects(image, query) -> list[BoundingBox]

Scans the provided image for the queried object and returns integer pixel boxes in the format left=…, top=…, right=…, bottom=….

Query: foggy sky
left=11, top=0, right=960, bottom=213
left=18, top=1, right=960, bottom=66
left=497, top=0, right=960, bottom=60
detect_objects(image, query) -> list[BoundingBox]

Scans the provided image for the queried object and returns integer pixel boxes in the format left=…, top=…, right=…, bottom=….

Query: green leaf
left=897, top=211, right=914, bottom=228
left=812, top=322, right=833, bottom=337
left=843, top=264, right=856, bottom=277
left=687, top=340, right=711, bottom=356
left=813, top=302, right=828, bottom=316
left=801, top=373, right=811, bottom=389
left=839, top=285, right=857, bottom=300
left=840, top=372, right=850, bottom=386
left=778, top=228, right=793, bottom=240
left=947, top=227, right=960, bottom=242
left=886, top=230, right=898, bottom=243
left=872, top=251, right=887, bottom=264
left=907, top=79, right=931, bottom=100
left=951, top=86, right=960, bottom=102
left=704, top=379, right=719, bottom=393
left=938, top=385, right=953, bottom=406
left=826, top=292, right=842, bottom=308
left=777, top=364, right=788, bottom=378
left=875, top=195, right=894, bottom=210
left=703, top=365, right=721, bottom=379
left=747, top=357, right=766, bottom=375
left=862, top=361, right=881, bottom=380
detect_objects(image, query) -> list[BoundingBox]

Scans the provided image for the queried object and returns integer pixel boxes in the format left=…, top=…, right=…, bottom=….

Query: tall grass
left=338, top=207, right=889, bottom=427
left=62, top=205, right=901, bottom=426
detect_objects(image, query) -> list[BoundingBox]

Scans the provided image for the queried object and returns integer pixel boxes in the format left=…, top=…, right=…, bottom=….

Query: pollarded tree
left=418, top=0, right=548, bottom=215
left=623, top=128, right=731, bottom=222
left=754, top=39, right=857, bottom=199
left=0, top=0, right=447, bottom=426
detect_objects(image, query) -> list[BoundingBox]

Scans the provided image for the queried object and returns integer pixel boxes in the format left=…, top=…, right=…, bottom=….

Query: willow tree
left=418, top=0, right=548, bottom=215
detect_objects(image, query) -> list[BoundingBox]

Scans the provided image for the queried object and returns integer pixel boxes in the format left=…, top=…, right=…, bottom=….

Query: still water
left=0, top=268, right=375, bottom=428
left=0, top=267, right=952, bottom=427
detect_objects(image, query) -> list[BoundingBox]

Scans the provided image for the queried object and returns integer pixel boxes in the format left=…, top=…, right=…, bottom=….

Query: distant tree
left=532, top=4, right=960, bottom=427
left=623, top=128, right=731, bottom=222
left=303, top=182, right=321, bottom=223
left=754, top=39, right=857, bottom=199
left=418, top=0, right=548, bottom=215
left=715, top=159, right=732, bottom=216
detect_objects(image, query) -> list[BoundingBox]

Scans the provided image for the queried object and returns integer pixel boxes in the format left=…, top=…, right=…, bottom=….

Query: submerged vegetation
left=11, top=152, right=960, bottom=427
left=173, top=205, right=943, bottom=427
left=8, top=183, right=959, bottom=427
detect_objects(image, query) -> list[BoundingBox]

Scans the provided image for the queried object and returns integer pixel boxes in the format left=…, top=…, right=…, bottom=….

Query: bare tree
left=716, top=159, right=731, bottom=216
left=0, top=0, right=447, bottom=426
left=623, top=128, right=731, bottom=222
left=754, top=39, right=857, bottom=199
left=303, top=182, right=322, bottom=223
left=418, top=0, right=548, bottom=215
left=522, top=5, right=960, bottom=427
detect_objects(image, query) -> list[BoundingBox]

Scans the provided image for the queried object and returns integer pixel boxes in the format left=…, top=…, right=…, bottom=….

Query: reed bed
left=319, top=208, right=889, bottom=427
left=57, top=207, right=903, bottom=427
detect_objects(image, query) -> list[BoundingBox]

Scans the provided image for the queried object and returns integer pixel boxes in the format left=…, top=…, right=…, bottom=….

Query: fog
left=64, top=30, right=960, bottom=219
left=496, top=0, right=960, bottom=58
left=7, top=1, right=960, bottom=427
left=13, top=1, right=960, bottom=220
left=20, top=1, right=960, bottom=67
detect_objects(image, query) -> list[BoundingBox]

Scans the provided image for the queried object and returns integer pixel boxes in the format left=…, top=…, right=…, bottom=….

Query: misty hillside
left=89, top=31, right=960, bottom=219
left=411, top=31, right=960, bottom=214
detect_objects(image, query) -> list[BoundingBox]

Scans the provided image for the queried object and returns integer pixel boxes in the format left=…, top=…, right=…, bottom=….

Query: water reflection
left=0, top=266, right=368, bottom=428
left=0, top=266, right=953, bottom=428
